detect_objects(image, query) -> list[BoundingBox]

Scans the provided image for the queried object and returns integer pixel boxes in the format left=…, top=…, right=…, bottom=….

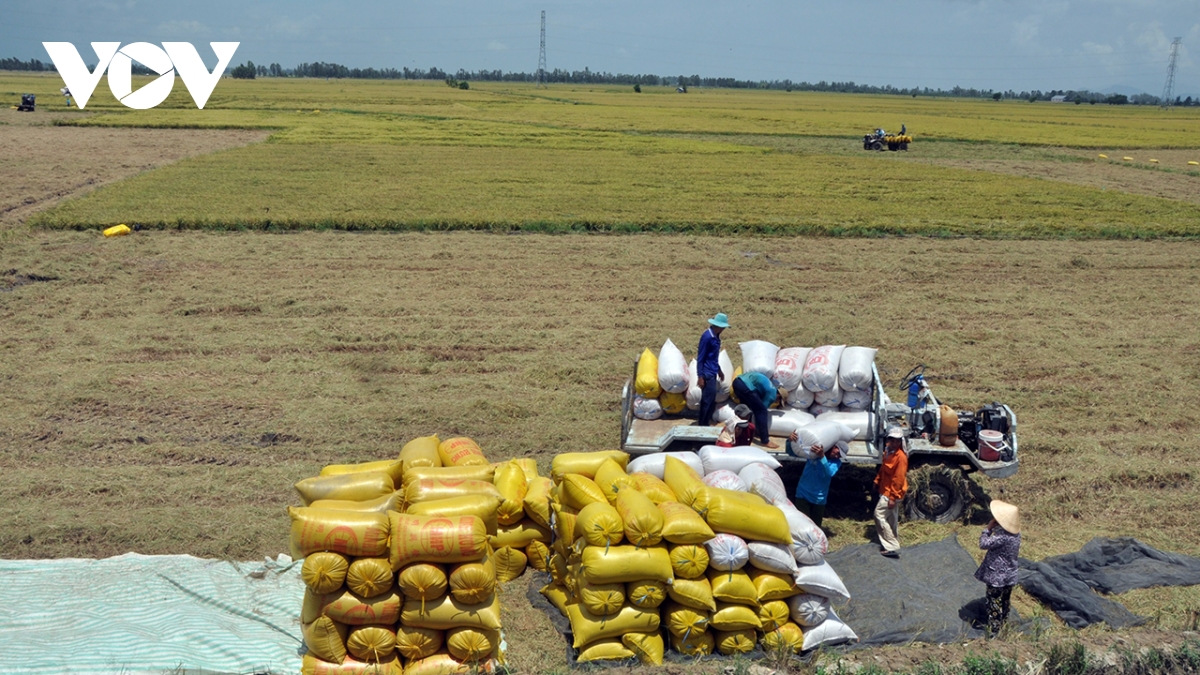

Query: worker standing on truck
left=787, top=434, right=842, bottom=528
left=696, top=312, right=728, bottom=427
left=731, top=371, right=783, bottom=450
left=875, top=427, right=908, bottom=558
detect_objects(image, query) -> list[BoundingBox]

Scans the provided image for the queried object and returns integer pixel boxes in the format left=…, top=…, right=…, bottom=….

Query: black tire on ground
left=904, top=466, right=968, bottom=523
left=901, top=142, right=909, bottom=151
left=888, top=142, right=899, bottom=151
left=871, top=141, right=883, bottom=151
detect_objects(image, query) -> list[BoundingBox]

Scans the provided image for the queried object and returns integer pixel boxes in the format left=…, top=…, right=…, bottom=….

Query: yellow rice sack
left=512, top=457, right=539, bottom=483
left=711, top=602, right=762, bottom=631
left=663, top=600, right=711, bottom=638
left=579, top=581, right=625, bottom=616
left=403, top=652, right=471, bottom=675
left=397, top=563, right=448, bottom=602
left=614, top=490, right=664, bottom=547
left=346, top=625, right=396, bottom=662
left=659, top=391, right=687, bottom=414
left=302, top=552, right=350, bottom=594
left=401, top=593, right=503, bottom=631
left=289, top=507, right=390, bottom=559
left=575, top=502, right=624, bottom=547
left=395, top=626, right=444, bottom=661
left=310, top=492, right=403, bottom=515
left=492, top=461, right=528, bottom=526
left=592, top=458, right=636, bottom=505
left=448, top=556, right=496, bottom=605
left=526, top=540, right=551, bottom=572
left=626, top=579, right=667, bottom=609
left=295, top=472, right=395, bottom=506
left=400, top=436, right=442, bottom=475
left=552, top=506, right=578, bottom=553
left=704, top=488, right=791, bottom=545
left=446, top=627, right=498, bottom=662
left=406, top=495, right=500, bottom=535
left=387, top=513, right=488, bottom=570
left=658, top=501, right=716, bottom=545
left=708, top=568, right=759, bottom=607
left=303, top=617, right=349, bottom=664
left=669, top=543, right=710, bottom=579
left=403, top=479, right=501, bottom=509
left=566, top=603, right=660, bottom=648
left=560, top=474, right=607, bottom=510
left=321, top=589, right=402, bottom=626
left=522, top=477, right=553, bottom=528
left=321, top=459, right=405, bottom=487
left=622, top=631, right=665, bottom=666
left=548, top=553, right=569, bottom=586
left=759, top=599, right=790, bottom=632
left=762, top=622, right=805, bottom=654
left=670, top=630, right=714, bottom=656
left=437, top=437, right=488, bottom=467
left=300, top=654, right=402, bottom=675
left=490, top=519, right=551, bottom=549
left=401, top=465, right=494, bottom=487
left=493, top=546, right=527, bottom=583
left=667, top=576, right=716, bottom=611
left=551, top=451, right=630, bottom=482
left=635, top=348, right=662, bottom=398
left=663, top=456, right=711, bottom=514
left=714, top=628, right=757, bottom=655
left=629, top=473, right=677, bottom=504
left=576, top=639, right=635, bottom=663
left=539, top=582, right=572, bottom=616
left=302, top=588, right=325, bottom=623
left=346, top=558, right=394, bottom=598
left=749, top=568, right=801, bottom=601
left=580, top=545, right=673, bottom=585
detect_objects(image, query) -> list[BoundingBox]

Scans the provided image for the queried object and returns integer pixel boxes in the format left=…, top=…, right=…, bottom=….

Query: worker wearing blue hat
left=696, top=312, right=728, bottom=427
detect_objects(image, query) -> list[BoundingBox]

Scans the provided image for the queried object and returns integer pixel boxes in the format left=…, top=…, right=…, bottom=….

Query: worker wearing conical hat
left=976, top=500, right=1022, bottom=637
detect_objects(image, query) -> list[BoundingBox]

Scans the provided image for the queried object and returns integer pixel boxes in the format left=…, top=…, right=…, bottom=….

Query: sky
left=5, top=0, right=1199, bottom=96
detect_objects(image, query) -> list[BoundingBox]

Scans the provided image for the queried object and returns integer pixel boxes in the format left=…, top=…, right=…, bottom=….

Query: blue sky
left=5, top=0, right=1198, bottom=96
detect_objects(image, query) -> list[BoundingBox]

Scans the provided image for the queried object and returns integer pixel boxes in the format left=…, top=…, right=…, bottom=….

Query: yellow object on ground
left=320, top=589, right=402, bottom=626
left=321, top=459, right=405, bottom=486
left=708, top=568, right=759, bottom=607
left=1189, top=161, right=1199, bottom=166
left=490, top=518, right=551, bottom=548
left=300, top=654, right=402, bottom=675
left=714, top=628, right=757, bottom=655
left=615, top=489, right=664, bottom=547
left=103, top=224, right=131, bottom=237
left=346, top=625, right=396, bottom=662
left=623, top=631, right=665, bottom=666
left=397, top=563, right=448, bottom=602
left=659, top=391, right=686, bottom=414
left=635, top=348, right=662, bottom=398
left=493, top=461, right=529, bottom=526
left=522, top=477, right=554, bottom=528
left=749, top=568, right=801, bottom=601
left=401, top=465, right=494, bottom=487
left=394, top=626, right=444, bottom=660
left=402, top=652, right=470, bottom=675
left=399, top=436, right=442, bottom=475
left=593, top=458, right=636, bottom=504
left=551, top=451, right=630, bottom=482
left=657, top=501, right=716, bottom=544
left=560, top=474, right=608, bottom=510
left=711, top=602, right=762, bottom=631
left=448, top=556, right=497, bottom=604
left=302, top=588, right=325, bottom=623
left=445, top=627, right=498, bottom=662
left=493, top=546, right=528, bottom=583
left=387, top=513, right=488, bottom=570
left=577, top=639, right=636, bottom=662
left=580, top=544, right=673, bottom=584
left=626, top=579, right=667, bottom=609
left=668, top=543, right=710, bottom=579
left=405, top=495, right=499, bottom=535
left=1098, top=154, right=1108, bottom=159
left=704, top=488, right=790, bottom=544
left=403, top=478, right=501, bottom=509
left=1123, top=156, right=1134, bottom=161
left=289, top=507, right=390, bottom=559
left=663, top=600, right=711, bottom=637
left=670, top=629, right=714, bottom=656
left=346, top=558, right=393, bottom=598
left=302, top=552, right=350, bottom=594
left=302, top=617, right=349, bottom=664
left=527, top=540, right=551, bottom=571
left=539, top=583, right=572, bottom=615
left=629, top=473, right=677, bottom=504
left=552, top=508, right=578, bottom=554
left=667, top=576, right=717, bottom=611
left=309, top=492, right=402, bottom=515
left=437, top=437, right=489, bottom=467
left=567, top=603, right=660, bottom=648
left=762, top=622, right=805, bottom=654
left=401, top=593, right=503, bottom=631
left=295, top=472, right=395, bottom=506
left=512, top=457, right=539, bottom=482
left=575, top=502, right=624, bottom=547
left=663, top=456, right=711, bottom=514
left=759, top=599, right=790, bottom=632
left=579, top=581, right=625, bottom=616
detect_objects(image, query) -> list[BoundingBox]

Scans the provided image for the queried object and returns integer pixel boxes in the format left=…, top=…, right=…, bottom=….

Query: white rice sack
left=794, top=561, right=851, bottom=601
left=706, top=533, right=749, bottom=571
left=712, top=404, right=738, bottom=425
left=767, top=409, right=814, bottom=438
left=703, top=470, right=747, bottom=492
left=841, top=388, right=872, bottom=410
left=787, top=593, right=830, bottom=627
left=633, top=395, right=663, bottom=421
left=838, top=346, right=877, bottom=392
left=785, top=386, right=814, bottom=410
left=815, top=412, right=874, bottom=441
left=792, top=421, right=855, bottom=455
left=808, top=402, right=839, bottom=416
left=716, top=350, right=735, bottom=403
left=627, top=451, right=703, bottom=479
left=771, top=347, right=810, bottom=391
left=685, top=358, right=702, bottom=410
left=700, top=445, right=782, bottom=474
left=657, top=338, right=689, bottom=394
left=778, top=501, right=828, bottom=565
left=748, top=541, right=798, bottom=575
left=739, top=340, right=779, bottom=378
left=801, top=607, right=858, bottom=650
left=738, top=463, right=789, bottom=506
left=813, top=378, right=842, bottom=406
left=800, top=345, right=846, bottom=393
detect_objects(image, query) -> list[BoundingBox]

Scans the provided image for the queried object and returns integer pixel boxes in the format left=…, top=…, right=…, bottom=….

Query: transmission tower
left=1161, top=37, right=1181, bottom=108
left=536, top=11, right=547, bottom=88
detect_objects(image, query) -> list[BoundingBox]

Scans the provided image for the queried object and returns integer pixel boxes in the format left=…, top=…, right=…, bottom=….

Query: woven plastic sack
left=406, top=495, right=499, bottom=536
left=561, top=474, right=607, bottom=510
left=445, top=627, right=498, bottom=662
left=437, top=437, right=488, bottom=467
left=401, top=465, right=495, bottom=487
left=663, top=600, right=711, bottom=638
left=303, top=616, right=349, bottom=664
left=759, top=599, right=790, bottom=632
left=580, top=581, right=625, bottom=616
left=801, top=607, right=858, bottom=650
left=567, top=603, right=660, bottom=648
left=808, top=402, right=839, bottom=416
left=576, top=502, right=624, bottom=547
left=493, top=546, right=527, bottom=583
left=321, top=588, right=402, bottom=626
left=762, top=622, right=805, bottom=654
left=792, top=421, right=856, bottom=456
left=346, top=625, right=396, bottom=662
left=527, top=540, right=551, bottom=572
left=321, top=459, right=405, bottom=488
left=794, top=560, right=851, bottom=601
left=714, top=628, right=756, bottom=655
left=394, top=626, right=443, bottom=661
left=841, top=388, right=873, bottom=410
left=748, top=541, right=799, bottom=575
left=767, top=409, right=815, bottom=438
left=704, top=489, right=791, bottom=544
left=490, top=519, right=551, bottom=549
left=403, top=479, right=501, bottom=509
left=493, top=461, right=528, bottom=526
left=289, top=507, right=390, bottom=559
left=772, top=347, right=811, bottom=391
left=739, top=463, right=789, bottom=506
left=788, top=592, right=830, bottom=627
left=702, top=470, right=747, bottom=492
left=635, top=348, right=662, bottom=398
left=685, top=359, right=702, bottom=410
left=705, top=533, right=749, bottom=571
left=310, top=492, right=403, bottom=515
left=814, top=378, right=842, bottom=406
left=669, top=543, right=710, bottom=579
left=346, top=558, right=394, bottom=598
left=387, top=513, right=488, bottom=570
left=626, top=451, right=703, bottom=480
left=550, top=451, right=629, bottom=482
left=401, top=593, right=502, bottom=631
left=593, top=458, right=636, bottom=505
left=659, top=391, right=687, bottom=415
left=712, top=603, right=762, bottom=631
left=302, top=552, right=350, bottom=594
left=295, top=472, right=395, bottom=506
left=402, top=652, right=470, bottom=675
left=629, top=473, right=677, bottom=504
left=739, top=340, right=779, bottom=378
left=750, top=568, right=802, bottom=601
left=779, top=502, right=828, bottom=565
left=658, top=501, right=716, bottom=544
left=522, top=477, right=553, bottom=528
left=300, top=654, right=403, bottom=675
left=716, top=350, right=735, bottom=402
left=785, top=386, right=815, bottom=410
left=699, top=445, right=781, bottom=474
left=397, top=563, right=448, bottom=602
left=800, top=345, right=846, bottom=393
left=670, top=629, right=714, bottom=655
left=816, top=411, right=874, bottom=441
left=623, top=631, right=665, bottom=666
left=580, top=545, right=673, bottom=584
left=626, top=579, right=667, bottom=609
left=667, top=576, right=717, bottom=611
left=539, top=582, right=571, bottom=616
left=576, top=639, right=634, bottom=663
left=448, top=556, right=496, bottom=604
left=657, top=339, right=689, bottom=394
left=712, top=403, right=738, bottom=424
left=662, top=456, right=711, bottom=515
left=399, top=435, right=442, bottom=476
left=708, top=568, right=758, bottom=606
left=838, top=346, right=877, bottom=391
left=552, top=509, right=578, bottom=554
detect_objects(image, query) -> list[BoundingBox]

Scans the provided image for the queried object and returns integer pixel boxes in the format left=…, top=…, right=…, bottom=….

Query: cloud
left=1012, top=15, right=1040, bottom=45
left=487, top=41, right=508, bottom=51
left=1081, top=42, right=1113, bottom=55
left=155, top=20, right=209, bottom=38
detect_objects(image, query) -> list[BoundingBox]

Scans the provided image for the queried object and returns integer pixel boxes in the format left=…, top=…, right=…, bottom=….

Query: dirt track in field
left=0, top=110, right=269, bottom=228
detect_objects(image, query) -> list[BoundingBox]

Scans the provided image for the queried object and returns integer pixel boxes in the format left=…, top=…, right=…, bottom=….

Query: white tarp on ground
left=0, top=553, right=305, bottom=675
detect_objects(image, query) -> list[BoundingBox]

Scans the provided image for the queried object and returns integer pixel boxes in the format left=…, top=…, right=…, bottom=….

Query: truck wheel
left=904, top=466, right=967, bottom=523
left=871, top=141, right=883, bottom=151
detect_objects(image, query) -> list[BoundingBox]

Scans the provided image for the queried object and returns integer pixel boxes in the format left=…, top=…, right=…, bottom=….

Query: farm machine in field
left=863, top=127, right=912, bottom=151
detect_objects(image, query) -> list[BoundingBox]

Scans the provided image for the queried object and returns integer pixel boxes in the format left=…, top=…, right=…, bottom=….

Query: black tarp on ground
left=1016, top=559, right=1145, bottom=629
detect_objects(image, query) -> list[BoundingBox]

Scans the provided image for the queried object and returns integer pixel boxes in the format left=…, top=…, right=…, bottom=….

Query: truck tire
left=871, top=141, right=883, bottom=151
left=904, top=466, right=967, bottom=523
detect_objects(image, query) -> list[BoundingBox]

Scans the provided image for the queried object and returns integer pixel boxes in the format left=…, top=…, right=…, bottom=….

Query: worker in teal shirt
left=787, top=432, right=842, bottom=528
left=731, top=371, right=783, bottom=449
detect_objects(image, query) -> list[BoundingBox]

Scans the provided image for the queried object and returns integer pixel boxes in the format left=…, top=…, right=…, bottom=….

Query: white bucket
left=979, top=429, right=1006, bottom=461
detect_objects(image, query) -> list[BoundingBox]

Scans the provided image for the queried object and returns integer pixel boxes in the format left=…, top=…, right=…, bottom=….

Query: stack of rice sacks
left=633, top=340, right=735, bottom=421
left=290, top=435, right=538, bottom=675
left=742, top=343, right=878, bottom=438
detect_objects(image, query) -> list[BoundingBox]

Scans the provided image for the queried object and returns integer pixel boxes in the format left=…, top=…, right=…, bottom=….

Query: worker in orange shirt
left=875, top=427, right=908, bottom=558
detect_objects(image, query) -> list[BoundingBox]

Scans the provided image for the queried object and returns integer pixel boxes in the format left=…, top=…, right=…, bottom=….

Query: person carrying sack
left=731, top=371, right=784, bottom=450
left=976, top=500, right=1021, bottom=637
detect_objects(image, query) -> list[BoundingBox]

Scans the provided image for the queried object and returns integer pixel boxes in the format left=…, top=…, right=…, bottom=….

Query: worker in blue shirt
left=787, top=433, right=842, bottom=528
left=731, top=371, right=783, bottom=449
left=695, top=312, right=728, bottom=427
